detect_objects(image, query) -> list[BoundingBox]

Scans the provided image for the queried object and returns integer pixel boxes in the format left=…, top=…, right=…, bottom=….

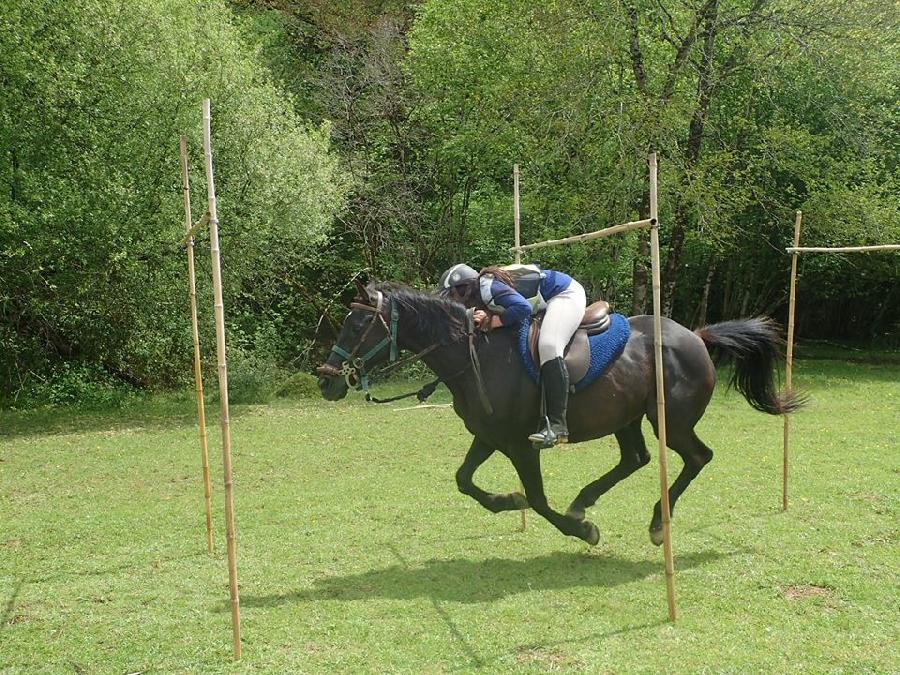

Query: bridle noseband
left=316, top=290, right=399, bottom=391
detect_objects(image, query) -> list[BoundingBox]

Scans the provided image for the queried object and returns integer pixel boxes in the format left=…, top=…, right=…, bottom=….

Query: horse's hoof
left=581, top=520, right=600, bottom=546
left=649, top=526, right=664, bottom=547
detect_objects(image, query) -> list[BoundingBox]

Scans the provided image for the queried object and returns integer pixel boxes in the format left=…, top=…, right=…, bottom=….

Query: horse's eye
left=349, top=313, right=367, bottom=331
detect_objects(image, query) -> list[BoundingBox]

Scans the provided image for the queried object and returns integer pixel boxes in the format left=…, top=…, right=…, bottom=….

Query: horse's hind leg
left=648, top=428, right=714, bottom=546
left=566, top=418, right=651, bottom=521
left=456, top=437, right=529, bottom=513
left=511, top=445, right=600, bottom=545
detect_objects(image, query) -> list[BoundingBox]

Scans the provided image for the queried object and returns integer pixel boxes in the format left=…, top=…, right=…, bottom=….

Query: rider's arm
left=490, top=280, right=531, bottom=326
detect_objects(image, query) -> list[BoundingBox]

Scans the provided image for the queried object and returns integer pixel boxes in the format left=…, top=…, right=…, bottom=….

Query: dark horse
left=318, top=280, right=805, bottom=546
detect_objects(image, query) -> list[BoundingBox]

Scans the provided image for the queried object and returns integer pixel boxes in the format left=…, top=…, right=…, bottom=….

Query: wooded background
left=1, top=0, right=897, bottom=403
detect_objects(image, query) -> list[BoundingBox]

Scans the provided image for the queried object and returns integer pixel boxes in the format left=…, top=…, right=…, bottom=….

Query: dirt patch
left=515, top=646, right=574, bottom=671
left=781, top=584, right=832, bottom=600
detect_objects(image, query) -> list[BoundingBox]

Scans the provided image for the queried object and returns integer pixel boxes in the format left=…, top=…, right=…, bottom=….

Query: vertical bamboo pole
left=513, top=164, right=527, bottom=531
left=513, top=164, right=522, bottom=264
left=203, top=99, right=241, bottom=660
left=180, top=137, right=215, bottom=554
left=783, top=210, right=802, bottom=511
left=649, top=152, right=677, bottom=621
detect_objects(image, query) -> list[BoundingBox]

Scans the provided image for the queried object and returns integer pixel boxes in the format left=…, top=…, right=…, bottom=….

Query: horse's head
left=317, top=279, right=397, bottom=401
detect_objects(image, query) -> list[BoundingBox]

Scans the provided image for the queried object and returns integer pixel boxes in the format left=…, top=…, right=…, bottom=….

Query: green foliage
left=221, top=347, right=288, bottom=405
left=13, top=362, right=137, bottom=409
left=0, top=0, right=347, bottom=401
left=274, top=371, right=323, bottom=399
left=2, top=0, right=899, bottom=407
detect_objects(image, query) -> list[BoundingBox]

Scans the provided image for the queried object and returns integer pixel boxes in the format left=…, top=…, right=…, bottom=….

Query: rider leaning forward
left=438, top=263, right=587, bottom=449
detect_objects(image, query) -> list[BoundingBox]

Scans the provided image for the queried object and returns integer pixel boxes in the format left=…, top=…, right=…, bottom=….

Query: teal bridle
left=323, top=290, right=399, bottom=393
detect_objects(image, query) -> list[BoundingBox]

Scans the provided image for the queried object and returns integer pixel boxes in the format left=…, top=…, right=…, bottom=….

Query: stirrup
left=528, top=420, right=569, bottom=449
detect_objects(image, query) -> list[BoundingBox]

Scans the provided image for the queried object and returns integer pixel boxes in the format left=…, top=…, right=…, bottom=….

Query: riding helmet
left=438, top=263, right=478, bottom=292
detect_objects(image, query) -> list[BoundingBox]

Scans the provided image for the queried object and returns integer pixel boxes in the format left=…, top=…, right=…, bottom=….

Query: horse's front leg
left=456, top=437, right=529, bottom=513
left=511, top=445, right=600, bottom=546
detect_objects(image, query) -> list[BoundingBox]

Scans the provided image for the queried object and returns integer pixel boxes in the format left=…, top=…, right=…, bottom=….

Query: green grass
left=1, top=357, right=898, bottom=673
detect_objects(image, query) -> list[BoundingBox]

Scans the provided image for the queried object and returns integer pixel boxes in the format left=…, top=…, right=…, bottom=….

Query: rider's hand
left=473, top=310, right=497, bottom=332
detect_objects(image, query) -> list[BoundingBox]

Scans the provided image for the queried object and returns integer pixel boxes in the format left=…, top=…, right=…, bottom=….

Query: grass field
left=1, top=356, right=898, bottom=673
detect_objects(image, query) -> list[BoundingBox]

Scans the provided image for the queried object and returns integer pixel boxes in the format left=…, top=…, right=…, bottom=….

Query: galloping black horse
left=318, top=280, right=805, bottom=546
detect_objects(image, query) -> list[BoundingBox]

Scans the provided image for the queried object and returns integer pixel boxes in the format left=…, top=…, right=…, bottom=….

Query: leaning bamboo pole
left=783, top=211, right=803, bottom=511
left=512, top=164, right=527, bottom=533
left=202, top=99, right=242, bottom=660
left=180, top=137, right=215, bottom=553
left=786, top=244, right=900, bottom=254
left=504, top=154, right=677, bottom=620
left=648, top=152, right=677, bottom=621
left=510, top=218, right=653, bottom=255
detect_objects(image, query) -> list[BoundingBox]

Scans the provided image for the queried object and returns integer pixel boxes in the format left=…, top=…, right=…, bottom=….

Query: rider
left=438, top=263, right=587, bottom=448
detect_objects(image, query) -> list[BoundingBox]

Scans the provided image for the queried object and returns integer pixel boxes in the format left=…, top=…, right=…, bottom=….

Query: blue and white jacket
left=479, top=270, right=574, bottom=327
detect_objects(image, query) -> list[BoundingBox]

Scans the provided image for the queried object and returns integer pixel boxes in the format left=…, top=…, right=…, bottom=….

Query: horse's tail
left=695, top=317, right=807, bottom=415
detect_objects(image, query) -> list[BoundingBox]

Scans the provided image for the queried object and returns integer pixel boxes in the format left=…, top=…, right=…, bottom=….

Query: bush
left=20, top=362, right=136, bottom=409
left=222, top=348, right=287, bottom=405
left=274, top=372, right=322, bottom=399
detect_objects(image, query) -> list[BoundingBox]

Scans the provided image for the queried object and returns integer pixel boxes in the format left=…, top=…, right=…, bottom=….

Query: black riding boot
left=528, top=357, right=570, bottom=449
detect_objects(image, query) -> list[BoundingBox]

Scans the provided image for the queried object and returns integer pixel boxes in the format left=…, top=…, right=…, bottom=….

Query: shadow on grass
left=0, top=392, right=257, bottom=439
left=239, top=548, right=725, bottom=608
left=790, top=357, right=900, bottom=384
left=0, top=579, right=23, bottom=632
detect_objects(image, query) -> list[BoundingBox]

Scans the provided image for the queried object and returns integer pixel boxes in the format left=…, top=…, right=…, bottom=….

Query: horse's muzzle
left=316, top=365, right=349, bottom=401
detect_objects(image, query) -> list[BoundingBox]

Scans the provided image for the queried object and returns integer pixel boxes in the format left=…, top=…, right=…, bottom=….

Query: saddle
left=527, top=300, right=612, bottom=388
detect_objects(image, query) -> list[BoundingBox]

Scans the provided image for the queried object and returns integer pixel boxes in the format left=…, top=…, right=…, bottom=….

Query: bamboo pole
left=203, top=99, right=242, bottom=661
left=510, top=218, right=653, bottom=254
left=180, top=137, right=215, bottom=554
left=513, top=164, right=527, bottom=532
left=513, top=164, right=522, bottom=264
left=783, top=211, right=803, bottom=511
left=786, top=244, right=900, bottom=254
left=649, top=152, right=677, bottom=621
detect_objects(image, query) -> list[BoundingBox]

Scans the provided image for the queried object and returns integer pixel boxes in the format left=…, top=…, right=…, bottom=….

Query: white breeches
left=538, top=280, right=586, bottom=365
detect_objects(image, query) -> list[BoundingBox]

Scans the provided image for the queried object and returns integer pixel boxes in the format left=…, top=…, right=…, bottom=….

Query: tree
left=0, top=0, right=347, bottom=399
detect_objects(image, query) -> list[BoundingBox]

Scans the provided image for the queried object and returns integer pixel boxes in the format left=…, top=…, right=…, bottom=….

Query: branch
left=659, top=0, right=718, bottom=103
left=626, top=3, right=650, bottom=97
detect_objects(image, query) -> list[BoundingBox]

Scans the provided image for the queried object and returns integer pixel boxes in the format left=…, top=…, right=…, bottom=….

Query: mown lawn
left=1, top=357, right=898, bottom=673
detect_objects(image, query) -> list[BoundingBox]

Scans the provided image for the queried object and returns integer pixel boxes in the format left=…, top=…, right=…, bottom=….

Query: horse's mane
left=371, top=281, right=467, bottom=345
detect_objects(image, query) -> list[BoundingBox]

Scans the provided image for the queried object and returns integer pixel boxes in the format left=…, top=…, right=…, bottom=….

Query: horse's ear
left=354, top=277, right=369, bottom=300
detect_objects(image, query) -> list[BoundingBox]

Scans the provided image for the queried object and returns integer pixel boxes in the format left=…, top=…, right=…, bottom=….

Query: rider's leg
left=529, top=281, right=585, bottom=448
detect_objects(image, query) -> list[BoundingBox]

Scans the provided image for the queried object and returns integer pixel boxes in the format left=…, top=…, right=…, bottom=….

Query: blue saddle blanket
left=517, top=313, right=631, bottom=392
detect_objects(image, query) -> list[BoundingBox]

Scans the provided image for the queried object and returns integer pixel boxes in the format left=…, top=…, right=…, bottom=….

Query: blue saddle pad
left=517, top=313, right=631, bottom=392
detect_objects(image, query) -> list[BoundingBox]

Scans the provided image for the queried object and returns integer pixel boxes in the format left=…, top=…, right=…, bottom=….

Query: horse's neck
left=399, top=330, right=468, bottom=379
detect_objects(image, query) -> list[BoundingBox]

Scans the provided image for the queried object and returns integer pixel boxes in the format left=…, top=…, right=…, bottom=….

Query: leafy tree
left=0, top=0, right=347, bottom=400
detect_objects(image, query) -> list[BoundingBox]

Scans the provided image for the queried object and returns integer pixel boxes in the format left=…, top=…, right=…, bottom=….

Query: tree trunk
left=661, top=0, right=719, bottom=318
left=695, top=255, right=717, bottom=327
left=661, top=203, right=686, bottom=317
left=630, top=188, right=651, bottom=316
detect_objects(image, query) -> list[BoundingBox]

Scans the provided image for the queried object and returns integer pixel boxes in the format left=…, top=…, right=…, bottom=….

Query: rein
left=465, top=309, right=494, bottom=415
